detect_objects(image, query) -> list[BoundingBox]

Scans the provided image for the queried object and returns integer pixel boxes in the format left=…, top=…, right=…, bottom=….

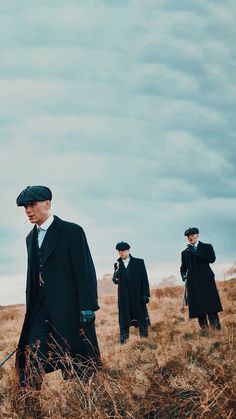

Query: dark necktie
left=37, top=228, right=44, bottom=286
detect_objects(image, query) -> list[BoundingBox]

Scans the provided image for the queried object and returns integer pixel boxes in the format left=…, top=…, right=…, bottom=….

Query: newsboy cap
left=184, top=227, right=199, bottom=236
left=115, top=241, right=130, bottom=251
left=16, top=185, right=52, bottom=206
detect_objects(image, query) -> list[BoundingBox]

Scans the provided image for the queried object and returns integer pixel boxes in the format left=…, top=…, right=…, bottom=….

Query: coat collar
left=118, top=254, right=133, bottom=263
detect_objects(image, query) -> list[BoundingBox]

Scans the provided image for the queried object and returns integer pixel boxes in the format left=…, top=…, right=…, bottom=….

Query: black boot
left=198, top=314, right=208, bottom=329
left=198, top=314, right=208, bottom=335
left=208, top=313, right=221, bottom=330
left=119, top=327, right=129, bottom=344
left=139, top=326, right=148, bottom=338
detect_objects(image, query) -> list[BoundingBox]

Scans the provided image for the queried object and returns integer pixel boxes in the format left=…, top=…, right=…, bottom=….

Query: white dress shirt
left=123, top=256, right=130, bottom=268
left=37, top=214, right=54, bottom=248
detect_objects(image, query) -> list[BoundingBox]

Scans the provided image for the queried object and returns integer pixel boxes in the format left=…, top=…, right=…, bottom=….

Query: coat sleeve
left=70, top=226, right=100, bottom=311
left=195, top=244, right=216, bottom=264
left=141, top=260, right=150, bottom=297
left=180, top=251, right=188, bottom=280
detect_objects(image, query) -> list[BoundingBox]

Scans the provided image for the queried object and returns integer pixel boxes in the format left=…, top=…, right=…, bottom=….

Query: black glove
left=143, top=296, right=150, bottom=304
left=187, top=244, right=197, bottom=253
left=80, top=310, right=95, bottom=324
left=113, top=261, right=120, bottom=284
left=112, top=275, right=119, bottom=284
left=114, top=261, right=119, bottom=270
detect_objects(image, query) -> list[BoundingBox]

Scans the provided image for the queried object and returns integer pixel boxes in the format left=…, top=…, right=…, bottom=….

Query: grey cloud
left=0, top=47, right=129, bottom=85
left=0, top=0, right=235, bottom=291
left=0, top=3, right=137, bottom=49
left=1, top=113, right=234, bottom=202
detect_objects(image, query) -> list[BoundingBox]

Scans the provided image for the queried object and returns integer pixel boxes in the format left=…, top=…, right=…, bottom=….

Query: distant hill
left=158, top=275, right=179, bottom=288
left=225, top=261, right=236, bottom=278
left=98, top=273, right=181, bottom=295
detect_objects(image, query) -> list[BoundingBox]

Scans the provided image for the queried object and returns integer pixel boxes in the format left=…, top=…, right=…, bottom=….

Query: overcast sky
left=0, top=0, right=235, bottom=304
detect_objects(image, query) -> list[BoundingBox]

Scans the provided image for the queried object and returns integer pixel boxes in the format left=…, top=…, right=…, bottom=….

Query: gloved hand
left=114, top=261, right=119, bottom=273
left=80, top=310, right=95, bottom=324
left=143, top=296, right=150, bottom=304
left=112, top=275, right=119, bottom=284
left=187, top=244, right=197, bottom=253
left=113, top=261, right=120, bottom=284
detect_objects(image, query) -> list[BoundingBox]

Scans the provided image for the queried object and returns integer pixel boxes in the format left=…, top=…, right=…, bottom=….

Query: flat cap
left=184, top=227, right=199, bottom=236
left=16, top=185, right=52, bottom=206
left=116, top=241, right=130, bottom=251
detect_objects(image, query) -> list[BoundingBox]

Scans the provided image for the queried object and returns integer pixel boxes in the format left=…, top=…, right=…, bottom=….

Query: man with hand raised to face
left=113, top=241, right=150, bottom=344
left=180, top=227, right=223, bottom=332
left=16, top=185, right=100, bottom=390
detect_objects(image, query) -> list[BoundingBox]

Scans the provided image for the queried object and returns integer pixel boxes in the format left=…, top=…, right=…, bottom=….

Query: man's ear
left=45, top=200, right=52, bottom=210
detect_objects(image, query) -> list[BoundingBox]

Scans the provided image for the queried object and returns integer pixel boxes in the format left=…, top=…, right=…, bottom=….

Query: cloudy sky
left=0, top=0, right=235, bottom=304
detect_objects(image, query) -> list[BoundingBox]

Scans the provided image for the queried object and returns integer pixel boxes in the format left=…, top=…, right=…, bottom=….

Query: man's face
left=24, top=200, right=51, bottom=226
left=118, top=249, right=130, bottom=259
left=187, top=233, right=199, bottom=245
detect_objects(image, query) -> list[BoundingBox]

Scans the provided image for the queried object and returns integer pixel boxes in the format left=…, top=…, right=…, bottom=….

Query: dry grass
left=0, top=279, right=235, bottom=418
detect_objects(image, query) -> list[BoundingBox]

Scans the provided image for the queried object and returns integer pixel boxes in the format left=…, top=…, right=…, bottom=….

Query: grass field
left=0, top=279, right=235, bottom=418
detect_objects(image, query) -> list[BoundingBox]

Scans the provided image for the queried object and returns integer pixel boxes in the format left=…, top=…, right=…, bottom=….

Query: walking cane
left=0, top=348, right=17, bottom=368
left=181, top=283, right=188, bottom=311
left=181, top=270, right=188, bottom=311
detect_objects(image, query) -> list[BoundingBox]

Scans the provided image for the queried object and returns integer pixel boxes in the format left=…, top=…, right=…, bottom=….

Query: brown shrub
left=0, top=280, right=235, bottom=418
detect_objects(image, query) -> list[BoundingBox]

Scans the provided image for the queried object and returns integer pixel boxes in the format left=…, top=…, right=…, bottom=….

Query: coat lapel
left=27, top=226, right=37, bottom=262
left=118, top=257, right=126, bottom=274
left=118, top=255, right=134, bottom=275
left=42, top=216, right=62, bottom=264
left=197, top=241, right=203, bottom=250
left=185, top=242, right=203, bottom=271
left=127, top=255, right=134, bottom=275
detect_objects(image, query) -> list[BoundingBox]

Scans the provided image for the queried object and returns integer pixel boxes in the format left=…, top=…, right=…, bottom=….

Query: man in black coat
left=16, top=185, right=100, bottom=389
left=180, top=227, right=223, bottom=331
left=113, top=241, right=150, bottom=344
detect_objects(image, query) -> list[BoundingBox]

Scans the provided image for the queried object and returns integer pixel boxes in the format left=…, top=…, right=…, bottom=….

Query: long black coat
left=113, top=256, right=150, bottom=329
left=180, top=241, right=223, bottom=318
left=16, top=216, right=100, bottom=373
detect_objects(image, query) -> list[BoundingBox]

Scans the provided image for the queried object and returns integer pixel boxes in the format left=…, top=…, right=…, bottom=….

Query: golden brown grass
left=0, top=279, right=235, bottom=418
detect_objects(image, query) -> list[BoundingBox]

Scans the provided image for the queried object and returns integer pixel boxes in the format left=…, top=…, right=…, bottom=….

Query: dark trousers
left=20, top=299, right=101, bottom=389
left=198, top=312, right=221, bottom=330
left=20, top=299, right=52, bottom=389
left=119, top=325, right=148, bottom=344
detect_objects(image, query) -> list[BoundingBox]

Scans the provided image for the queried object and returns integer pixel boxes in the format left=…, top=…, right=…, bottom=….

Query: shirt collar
left=194, top=241, right=199, bottom=247
left=123, top=256, right=130, bottom=264
left=37, top=214, right=54, bottom=231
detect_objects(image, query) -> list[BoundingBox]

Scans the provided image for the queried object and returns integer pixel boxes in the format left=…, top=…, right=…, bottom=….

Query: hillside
left=0, top=280, right=235, bottom=418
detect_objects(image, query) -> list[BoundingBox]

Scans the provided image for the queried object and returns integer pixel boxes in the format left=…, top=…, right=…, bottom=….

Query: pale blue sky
left=0, top=1, right=235, bottom=303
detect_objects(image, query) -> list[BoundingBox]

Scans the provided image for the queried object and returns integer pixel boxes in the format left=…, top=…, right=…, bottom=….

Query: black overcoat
left=113, top=256, right=150, bottom=329
left=180, top=241, right=223, bottom=318
left=16, top=216, right=100, bottom=373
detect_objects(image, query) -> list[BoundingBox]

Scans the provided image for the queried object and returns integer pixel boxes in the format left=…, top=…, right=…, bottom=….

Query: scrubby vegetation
left=0, top=279, right=235, bottom=418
